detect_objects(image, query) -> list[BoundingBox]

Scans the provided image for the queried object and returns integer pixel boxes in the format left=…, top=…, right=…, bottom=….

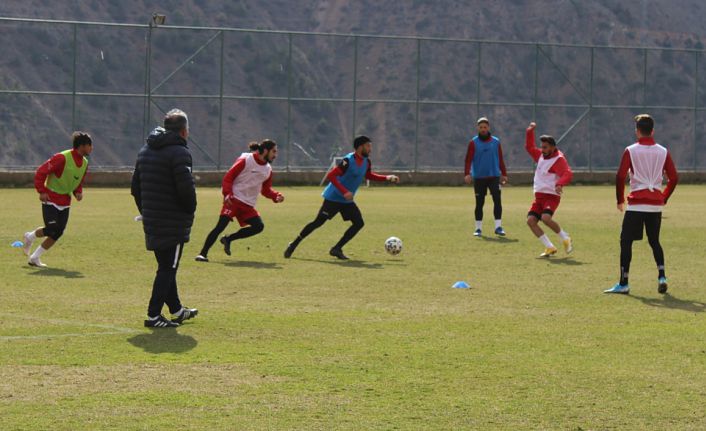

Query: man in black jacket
left=131, top=109, right=199, bottom=328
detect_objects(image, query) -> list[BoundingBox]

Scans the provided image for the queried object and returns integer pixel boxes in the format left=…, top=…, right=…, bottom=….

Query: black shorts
left=621, top=210, right=661, bottom=241
left=473, top=177, right=501, bottom=197
left=319, top=199, right=363, bottom=222
left=42, top=204, right=70, bottom=240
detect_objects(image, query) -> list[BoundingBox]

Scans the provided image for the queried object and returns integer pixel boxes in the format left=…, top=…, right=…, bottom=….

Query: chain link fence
left=1, top=17, right=705, bottom=172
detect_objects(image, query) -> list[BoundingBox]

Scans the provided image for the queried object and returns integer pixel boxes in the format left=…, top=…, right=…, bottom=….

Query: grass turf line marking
left=1, top=313, right=139, bottom=341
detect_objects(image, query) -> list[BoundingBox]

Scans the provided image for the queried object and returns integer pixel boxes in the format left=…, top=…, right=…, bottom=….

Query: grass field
left=1, top=185, right=705, bottom=430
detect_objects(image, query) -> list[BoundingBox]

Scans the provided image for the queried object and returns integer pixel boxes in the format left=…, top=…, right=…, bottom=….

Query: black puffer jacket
left=131, top=127, right=197, bottom=251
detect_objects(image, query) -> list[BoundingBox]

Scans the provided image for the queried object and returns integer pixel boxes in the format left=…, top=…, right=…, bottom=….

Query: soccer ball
left=384, top=237, right=403, bottom=255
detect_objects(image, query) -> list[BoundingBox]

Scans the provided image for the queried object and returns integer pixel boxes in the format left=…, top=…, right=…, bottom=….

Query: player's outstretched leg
left=196, top=215, right=230, bottom=262
left=527, top=214, right=556, bottom=257
left=330, top=217, right=364, bottom=260
left=285, top=213, right=327, bottom=258
left=220, top=217, right=264, bottom=257
left=540, top=213, right=572, bottom=254
left=606, top=231, right=633, bottom=294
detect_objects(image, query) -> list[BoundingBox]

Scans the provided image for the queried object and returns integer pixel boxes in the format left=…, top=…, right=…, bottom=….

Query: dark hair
left=635, top=114, right=654, bottom=135
left=72, top=131, right=92, bottom=149
left=354, top=135, right=371, bottom=149
left=164, top=108, right=189, bottom=133
left=539, top=135, right=556, bottom=147
left=250, top=139, right=277, bottom=153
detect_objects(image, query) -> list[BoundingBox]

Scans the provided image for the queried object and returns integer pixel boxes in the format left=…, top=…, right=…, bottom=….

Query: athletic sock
left=494, top=220, right=502, bottom=229
left=26, top=231, right=37, bottom=242
left=475, top=220, right=482, bottom=230
left=173, top=307, right=185, bottom=317
left=658, top=265, right=666, bottom=279
left=30, top=246, right=47, bottom=260
left=558, top=230, right=570, bottom=240
left=148, top=315, right=160, bottom=320
left=539, top=234, right=554, bottom=248
left=620, top=267, right=629, bottom=286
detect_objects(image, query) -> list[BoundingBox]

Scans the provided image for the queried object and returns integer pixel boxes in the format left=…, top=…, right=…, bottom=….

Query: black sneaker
left=195, top=255, right=209, bottom=262
left=329, top=247, right=349, bottom=260
left=658, top=276, right=668, bottom=294
left=284, top=240, right=300, bottom=259
left=144, top=315, right=180, bottom=328
left=171, top=307, right=198, bottom=324
left=220, top=236, right=231, bottom=256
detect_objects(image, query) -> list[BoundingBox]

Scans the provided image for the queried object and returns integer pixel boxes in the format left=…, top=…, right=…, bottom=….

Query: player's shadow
left=629, top=293, right=706, bottom=313
left=127, top=329, right=198, bottom=354
left=545, top=257, right=585, bottom=266
left=480, top=236, right=519, bottom=243
left=222, top=260, right=282, bottom=270
left=25, top=267, right=84, bottom=279
left=292, top=257, right=384, bottom=269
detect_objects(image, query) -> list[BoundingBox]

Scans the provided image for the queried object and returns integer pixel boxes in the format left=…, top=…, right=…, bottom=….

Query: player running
left=195, top=140, right=284, bottom=262
left=525, top=122, right=573, bottom=258
left=605, top=114, right=678, bottom=294
left=464, top=117, right=508, bottom=237
left=22, top=132, right=93, bottom=267
left=284, top=135, right=399, bottom=260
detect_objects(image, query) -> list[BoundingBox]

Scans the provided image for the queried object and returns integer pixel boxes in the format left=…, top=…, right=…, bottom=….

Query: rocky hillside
left=1, top=0, right=705, bottom=170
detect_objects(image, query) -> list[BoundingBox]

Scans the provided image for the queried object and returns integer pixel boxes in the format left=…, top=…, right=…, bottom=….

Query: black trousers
left=148, top=243, right=184, bottom=317
left=298, top=200, right=365, bottom=249
left=473, top=177, right=502, bottom=221
left=41, top=204, right=70, bottom=240
left=620, top=211, right=664, bottom=280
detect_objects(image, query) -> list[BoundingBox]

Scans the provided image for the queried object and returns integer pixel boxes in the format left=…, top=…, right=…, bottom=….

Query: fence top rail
left=1, top=15, right=705, bottom=54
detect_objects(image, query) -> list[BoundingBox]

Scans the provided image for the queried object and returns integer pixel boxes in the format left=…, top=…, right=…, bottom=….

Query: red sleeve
left=464, top=140, right=475, bottom=176
left=221, top=158, right=246, bottom=197
left=662, top=151, right=678, bottom=204
left=498, top=143, right=507, bottom=177
left=34, top=153, right=65, bottom=194
left=615, top=149, right=631, bottom=204
left=326, top=166, right=349, bottom=194
left=260, top=172, right=280, bottom=201
left=365, top=160, right=387, bottom=182
left=550, top=156, right=573, bottom=186
left=525, top=129, right=542, bottom=162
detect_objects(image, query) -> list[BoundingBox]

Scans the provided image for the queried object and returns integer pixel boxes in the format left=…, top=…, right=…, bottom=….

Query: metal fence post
left=476, top=41, right=481, bottom=116
left=217, top=30, right=225, bottom=170
left=588, top=47, right=595, bottom=172
left=643, top=48, right=648, bottom=107
left=143, top=23, right=153, bottom=136
left=286, top=33, right=293, bottom=172
left=414, top=38, right=421, bottom=172
left=352, top=35, right=359, bottom=141
left=71, top=23, right=78, bottom=130
left=533, top=44, right=539, bottom=121
left=695, top=50, right=699, bottom=171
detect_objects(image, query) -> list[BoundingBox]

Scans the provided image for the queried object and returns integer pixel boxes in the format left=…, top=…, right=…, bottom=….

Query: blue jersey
left=322, top=152, right=369, bottom=204
left=471, top=135, right=502, bottom=178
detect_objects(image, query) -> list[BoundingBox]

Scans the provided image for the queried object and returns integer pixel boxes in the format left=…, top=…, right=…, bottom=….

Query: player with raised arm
left=604, top=114, right=678, bottom=294
left=195, top=140, right=284, bottom=262
left=464, top=117, right=508, bottom=237
left=284, top=135, right=399, bottom=260
left=22, top=132, right=92, bottom=267
left=525, top=122, right=573, bottom=258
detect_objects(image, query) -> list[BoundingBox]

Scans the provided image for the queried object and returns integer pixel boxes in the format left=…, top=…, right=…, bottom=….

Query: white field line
left=0, top=313, right=139, bottom=341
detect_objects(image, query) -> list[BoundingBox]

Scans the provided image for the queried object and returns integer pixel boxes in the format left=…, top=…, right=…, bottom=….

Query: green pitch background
left=1, top=186, right=705, bottom=430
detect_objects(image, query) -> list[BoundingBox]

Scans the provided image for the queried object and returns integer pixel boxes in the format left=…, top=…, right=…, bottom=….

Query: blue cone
left=452, top=281, right=470, bottom=289
left=11, top=240, right=24, bottom=248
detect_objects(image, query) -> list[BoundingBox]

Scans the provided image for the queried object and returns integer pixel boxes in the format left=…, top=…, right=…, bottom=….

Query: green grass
left=1, top=185, right=705, bottom=430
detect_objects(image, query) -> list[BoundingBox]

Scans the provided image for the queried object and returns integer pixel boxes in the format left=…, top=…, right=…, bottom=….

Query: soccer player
left=284, top=135, right=399, bottom=260
left=195, top=139, right=284, bottom=262
left=464, top=117, right=508, bottom=237
left=525, top=122, right=573, bottom=258
left=131, top=109, right=198, bottom=328
left=22, top=132, right=93, bottom=267
left=605, top=114, right=678, bottom=294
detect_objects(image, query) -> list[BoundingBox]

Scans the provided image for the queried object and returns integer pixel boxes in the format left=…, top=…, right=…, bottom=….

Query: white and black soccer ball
left=384, top=236, right=403, bottom=255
